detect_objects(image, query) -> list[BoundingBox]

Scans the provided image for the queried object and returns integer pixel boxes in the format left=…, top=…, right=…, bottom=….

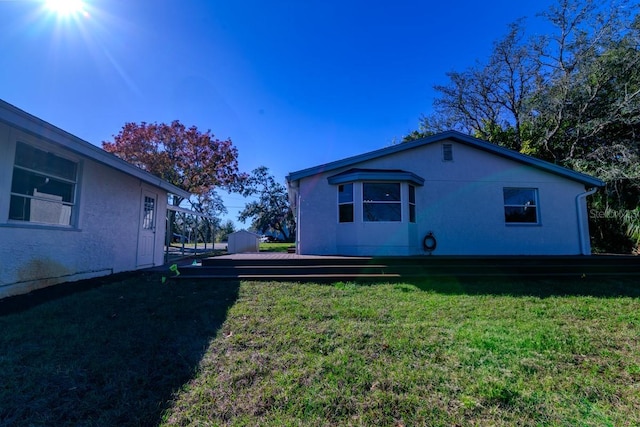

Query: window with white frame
left=363, top=182, right=401, bottom=222
left=338, top=183, right=354, bottom=222
left=9, top=142, right=78, bottom=226
left=503, top=188, right=538, bottom=224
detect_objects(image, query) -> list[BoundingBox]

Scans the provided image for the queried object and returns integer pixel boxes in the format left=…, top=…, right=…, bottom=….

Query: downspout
left=576, top=187, right=598, bottom=255
left=287, top=179, right=300, bottom=254
left=296, top=193, right=301, bottom=254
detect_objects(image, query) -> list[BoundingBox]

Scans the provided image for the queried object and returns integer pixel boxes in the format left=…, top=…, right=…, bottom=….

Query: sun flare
left=44, top=0, right=86, bottom=16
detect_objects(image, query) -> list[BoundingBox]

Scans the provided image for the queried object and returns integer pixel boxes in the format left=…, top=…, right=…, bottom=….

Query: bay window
left=363, top=182, right=401, bottom=222
left=338, top=183, right=354, bottom=223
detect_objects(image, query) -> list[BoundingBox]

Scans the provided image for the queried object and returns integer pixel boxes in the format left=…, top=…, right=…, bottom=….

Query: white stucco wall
left=295, top=139, right=592, bottom=256
left=227, top=230, right=260, bottom=253
left=0, top=124, right=169, bottom=298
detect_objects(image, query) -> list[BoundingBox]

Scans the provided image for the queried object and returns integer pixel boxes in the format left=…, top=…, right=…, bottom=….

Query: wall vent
left=442, top=143, right=453, bottom=161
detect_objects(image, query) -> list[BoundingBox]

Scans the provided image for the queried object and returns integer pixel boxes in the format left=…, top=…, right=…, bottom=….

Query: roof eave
left=286, top=130, right=605, bottom=188
left=0, top=99, right=191, bottom=199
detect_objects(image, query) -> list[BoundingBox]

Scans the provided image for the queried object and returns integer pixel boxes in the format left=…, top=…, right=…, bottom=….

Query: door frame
left=136, top=189, right=158, bottom=267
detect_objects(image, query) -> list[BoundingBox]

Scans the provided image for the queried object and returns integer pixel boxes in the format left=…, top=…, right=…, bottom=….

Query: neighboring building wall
left=228, top=231, right=260, bottom=253
left=296, top=138, right=589, bottom=256
left=0, top=123, right=168, bottom=298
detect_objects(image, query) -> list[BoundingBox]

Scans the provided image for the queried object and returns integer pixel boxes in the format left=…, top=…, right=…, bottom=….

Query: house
left=0, top=100, right=190, bottom=299
left=286, top=131, right=604, bottom=256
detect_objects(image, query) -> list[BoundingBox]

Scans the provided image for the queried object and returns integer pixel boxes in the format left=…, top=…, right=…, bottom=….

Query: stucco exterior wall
left=295, top=138, right=591, bottom=256
left=0, top=124, right=169, bottom=298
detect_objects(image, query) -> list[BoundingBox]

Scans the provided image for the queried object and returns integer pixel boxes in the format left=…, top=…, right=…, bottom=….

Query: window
left=408, top=185, right=416, bottom=223
left=338, top=183, right=354, bottom=222
left=442, top=143, right=453, bottom=161
left=503, top=188, right=538, bottom=224
left=9, top=142, right=78, bottom=226
left=142, top=196, right=155, bottom=229
left=363, top=182, right=401, bottom=222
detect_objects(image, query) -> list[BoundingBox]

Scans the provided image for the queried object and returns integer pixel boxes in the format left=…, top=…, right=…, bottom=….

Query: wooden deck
left=172, top=253, right=640, bottom=281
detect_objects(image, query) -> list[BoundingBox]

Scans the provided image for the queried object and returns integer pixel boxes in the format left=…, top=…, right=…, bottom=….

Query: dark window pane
left=443, top=143, right=453, bottom=161
left=409, top=204, right=416, bottom=223
left=505, top=206, right=537, bottom=223
left=409, top=185, right=415, bottom=204
left=9, top=195, right=29, bottom=221
left=339, top=204, right=354, bottom=222
left=338, top=183, right=353, bottom=203
left=363, top=183, right=400, bottom=202
left=143, top=196, right=155, bottom=229
left=364, top=203, right=401, bottom=221
left=15, top=142, right=77, bottom=181
left=503, top=188, right=536, bottom=206
left=12, top=168, right=74, bottom=202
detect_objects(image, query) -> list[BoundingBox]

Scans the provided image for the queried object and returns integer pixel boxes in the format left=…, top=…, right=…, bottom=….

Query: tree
left=408, top=0, right=640, bottom=252
left=102, top=121, right=244, bottom=207
left=216, top=219, right=235, bottom=242
left=238, top=166, right=296, bottom=242
left=411, top=20, right=540, bottom=151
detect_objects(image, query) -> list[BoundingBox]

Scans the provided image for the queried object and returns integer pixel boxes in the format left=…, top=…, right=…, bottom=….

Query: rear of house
left=287, top=131, right=604, bottom=256
left=0, top=100, right=190, bottom=299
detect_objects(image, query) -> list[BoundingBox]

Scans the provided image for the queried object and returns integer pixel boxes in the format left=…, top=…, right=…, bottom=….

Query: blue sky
left=1, top=0, right=556, bottom=226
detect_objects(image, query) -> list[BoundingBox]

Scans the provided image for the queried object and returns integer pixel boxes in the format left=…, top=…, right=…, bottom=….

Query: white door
left=137, top=191, right=157, bottom=267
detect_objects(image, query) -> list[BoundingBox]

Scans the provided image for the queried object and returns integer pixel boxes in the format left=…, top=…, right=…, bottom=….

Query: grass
left=1, top=274, right=639, bottom=426
left=0, top=272, right=240, bottom=426
left=162, top=278, right=640, bottom=426
left=259, top=242, right=294, bottom=253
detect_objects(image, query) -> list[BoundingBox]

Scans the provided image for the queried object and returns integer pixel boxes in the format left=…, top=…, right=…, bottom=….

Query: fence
left=165, top=205, right=220, bottom=263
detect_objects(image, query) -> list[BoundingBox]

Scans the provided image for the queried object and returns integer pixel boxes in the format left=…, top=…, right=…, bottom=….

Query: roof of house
left=0, top=99, right=190, bottom=199
left=327, top=168, right=426, bottom=186
left=287, top=130, right=605, bottom=188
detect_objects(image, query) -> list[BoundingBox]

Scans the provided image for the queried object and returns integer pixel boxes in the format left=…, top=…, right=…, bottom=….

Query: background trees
left=216, top=219, right=236, bottom=242
left=407, top=0, right=640, bottom=253
left=103, top=120, right=243, bottom=206
left=103, top=120, right=244, bottom=244
left=238, top=166, right=296, bottom=242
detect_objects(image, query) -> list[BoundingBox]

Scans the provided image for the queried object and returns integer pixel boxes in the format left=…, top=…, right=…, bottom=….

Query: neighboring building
left=286, top=131, right=604, bottom=256
left=227, top=230, right=260, bottom=253
left=0, top=100, right=190, bottom=298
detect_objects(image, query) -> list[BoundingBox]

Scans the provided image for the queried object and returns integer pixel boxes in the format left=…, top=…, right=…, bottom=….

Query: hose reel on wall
left=423, top=231, right=437, bottom=254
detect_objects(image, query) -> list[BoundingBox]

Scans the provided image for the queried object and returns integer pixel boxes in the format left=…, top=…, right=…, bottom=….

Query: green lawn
left=259, top=242, right=294, bottom=252
left=1, top=274, right=639, bottom=426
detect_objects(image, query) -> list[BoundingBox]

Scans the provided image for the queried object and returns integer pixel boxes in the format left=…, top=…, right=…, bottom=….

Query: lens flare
left=44, top=0, right=87, bottom=17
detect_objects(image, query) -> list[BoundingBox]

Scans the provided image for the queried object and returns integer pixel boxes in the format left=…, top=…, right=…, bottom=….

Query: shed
left=227, top=230, right=260, bottom=253
left=0, top=99, right=191, bottom=299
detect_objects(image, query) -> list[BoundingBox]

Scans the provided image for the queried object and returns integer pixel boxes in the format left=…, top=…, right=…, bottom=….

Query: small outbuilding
left=286, top=131, right=605, bottom=256
left=0, top=99, right=190, bottom=299
left=227, top=230, right=260, bottom=254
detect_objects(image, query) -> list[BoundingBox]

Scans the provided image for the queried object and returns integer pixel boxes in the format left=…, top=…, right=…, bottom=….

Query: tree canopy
left=238, top=166, right=296, bottom=242
left=406, top=0, right=640, bottom=253
left=103, top=120, right=243, bottom=209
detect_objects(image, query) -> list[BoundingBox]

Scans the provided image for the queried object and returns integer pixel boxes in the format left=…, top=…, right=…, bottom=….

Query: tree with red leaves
left=102, top=121, right=243, bottom=209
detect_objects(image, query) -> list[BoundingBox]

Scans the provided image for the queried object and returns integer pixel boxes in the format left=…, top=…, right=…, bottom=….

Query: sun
left=44, top=0, right=86, bottom=16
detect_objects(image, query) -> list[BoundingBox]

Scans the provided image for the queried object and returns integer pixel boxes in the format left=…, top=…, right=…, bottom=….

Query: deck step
left=174, top=255, right=640, bottom=281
